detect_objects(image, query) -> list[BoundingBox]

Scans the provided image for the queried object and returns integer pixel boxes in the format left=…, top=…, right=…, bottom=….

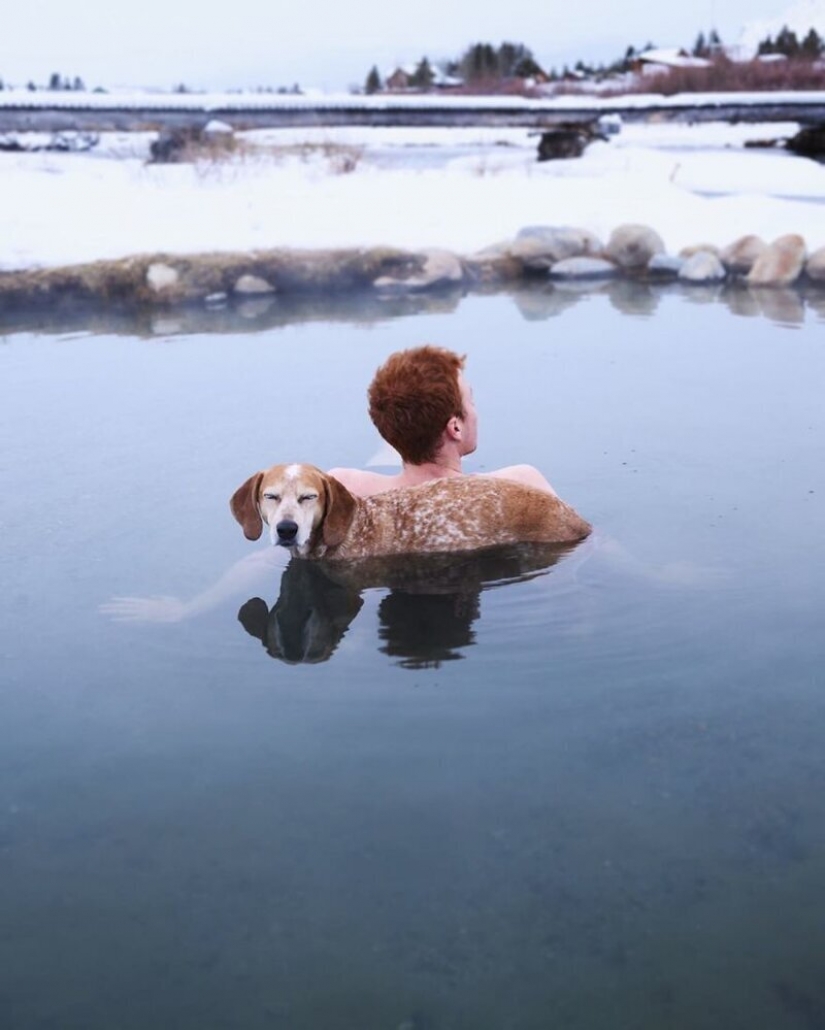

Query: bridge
left=2, top=89, right=825, bottom=133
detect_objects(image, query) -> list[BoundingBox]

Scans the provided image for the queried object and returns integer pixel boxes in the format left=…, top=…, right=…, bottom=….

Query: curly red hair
left=368, top=345, right=466, bottom=464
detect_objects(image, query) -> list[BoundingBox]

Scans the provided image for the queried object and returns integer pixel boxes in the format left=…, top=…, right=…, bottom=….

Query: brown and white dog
left=230, top=463, right=591, bottom=560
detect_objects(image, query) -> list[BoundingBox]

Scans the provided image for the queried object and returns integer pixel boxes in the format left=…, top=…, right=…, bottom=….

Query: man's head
left=368, top=345, right=476, bottom=464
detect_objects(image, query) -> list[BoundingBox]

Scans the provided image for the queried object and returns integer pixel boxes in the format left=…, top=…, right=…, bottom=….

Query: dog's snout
left=276, top=519, right=299, bottom=544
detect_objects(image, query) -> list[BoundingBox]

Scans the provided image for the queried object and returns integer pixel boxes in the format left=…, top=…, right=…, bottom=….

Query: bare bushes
left=148, top=128, right=364, bottom=175
left=624, top=56, right=825, bottom=95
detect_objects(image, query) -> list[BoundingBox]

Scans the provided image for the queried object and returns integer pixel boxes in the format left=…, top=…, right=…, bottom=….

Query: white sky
left=0, top=0, right=801, bottom=93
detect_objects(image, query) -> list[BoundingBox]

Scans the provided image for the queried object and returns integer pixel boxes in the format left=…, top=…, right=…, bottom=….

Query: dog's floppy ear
left=321, top=473, right=357, bottom=549
left=230, top=472, right=264, bottom=541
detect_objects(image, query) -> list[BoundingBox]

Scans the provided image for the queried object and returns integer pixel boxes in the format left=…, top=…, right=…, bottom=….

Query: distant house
left=431, top=68, right=464, bottom=89
left=383, top=64, right=464, bottom=92
left=385, top=67, right=413, bottom=91
left=633, top=48, right=712, bottom=73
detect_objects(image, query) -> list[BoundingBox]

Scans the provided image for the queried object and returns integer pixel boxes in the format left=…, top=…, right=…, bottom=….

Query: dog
left=230, top=463, right=591, bottom=560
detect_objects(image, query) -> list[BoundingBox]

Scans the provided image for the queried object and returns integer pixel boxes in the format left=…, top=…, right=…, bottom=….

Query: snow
left=2, top=120, right=825, bottom=272
left=2, top=86, right=825, bottom=112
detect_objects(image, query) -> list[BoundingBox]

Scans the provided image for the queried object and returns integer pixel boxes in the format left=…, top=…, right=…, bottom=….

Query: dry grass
left=149, top=131, right=365, bottom=176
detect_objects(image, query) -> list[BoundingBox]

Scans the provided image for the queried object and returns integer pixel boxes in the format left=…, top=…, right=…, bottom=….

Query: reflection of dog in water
left=238, top=561, right=363, bottom=664
left=238, top=543, right=574, bottom=667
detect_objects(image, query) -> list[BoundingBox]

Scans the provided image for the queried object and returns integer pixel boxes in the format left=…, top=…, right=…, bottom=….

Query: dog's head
left=230, top=463, right=356, bottom=557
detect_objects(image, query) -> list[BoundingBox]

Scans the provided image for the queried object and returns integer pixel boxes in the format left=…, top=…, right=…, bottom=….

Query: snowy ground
left=2, top=120, right=825, bottom=272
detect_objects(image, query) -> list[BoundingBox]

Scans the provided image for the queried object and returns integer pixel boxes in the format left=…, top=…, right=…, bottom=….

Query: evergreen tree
left=410, top=57, right=434, bottom=90
left=497, top=42, right=521, bottom=77
left=801, top=27, right=823, bottom=59
left=693, top=32, right=707, bottom=57
left=460, top=42, right=499, bottom=82
left=513, top=54, right=544, bottom=78
left=776, top=25, right=801, bottom=57
left=365, top=65, right=382, bottom=94
left=708, top=28, right=723, bottom=50
left=48, top=72, right=61, bottom=90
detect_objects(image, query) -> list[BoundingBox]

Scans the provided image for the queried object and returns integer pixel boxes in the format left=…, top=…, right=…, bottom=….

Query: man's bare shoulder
left=327, top=467, right=403, bottom=498
left=481, top=464, right=558, bottom=497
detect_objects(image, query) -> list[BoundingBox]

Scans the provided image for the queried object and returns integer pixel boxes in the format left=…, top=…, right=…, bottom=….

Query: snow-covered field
left=2, top=119, right=825, bottom=272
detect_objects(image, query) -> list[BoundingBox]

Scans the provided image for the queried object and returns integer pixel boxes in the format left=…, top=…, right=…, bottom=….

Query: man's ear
left=321, top=474, right=357, bottom=548
left=230, top=472, right=264, bottom=541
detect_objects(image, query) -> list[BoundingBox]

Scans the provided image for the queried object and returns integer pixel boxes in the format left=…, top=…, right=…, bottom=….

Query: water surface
left=1, top=286, right=824, bottom=1029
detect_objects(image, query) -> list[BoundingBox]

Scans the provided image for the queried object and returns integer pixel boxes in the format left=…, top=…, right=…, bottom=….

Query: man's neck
left=399, top=459, right=463, bottom=485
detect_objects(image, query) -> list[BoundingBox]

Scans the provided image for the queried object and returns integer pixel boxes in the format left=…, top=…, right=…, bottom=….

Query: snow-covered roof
left=637, top=48, right=712, bottom=70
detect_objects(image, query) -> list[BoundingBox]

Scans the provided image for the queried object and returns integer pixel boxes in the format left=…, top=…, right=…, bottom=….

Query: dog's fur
left=230, top=463, right=591, bottom=560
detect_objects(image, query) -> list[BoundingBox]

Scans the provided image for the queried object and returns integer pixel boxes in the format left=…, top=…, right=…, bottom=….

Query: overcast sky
left=0, top=1, right=802, bottom=92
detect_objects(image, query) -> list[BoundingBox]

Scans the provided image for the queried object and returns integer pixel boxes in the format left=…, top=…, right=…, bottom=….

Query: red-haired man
left=329, top=345, right=558, bottom=498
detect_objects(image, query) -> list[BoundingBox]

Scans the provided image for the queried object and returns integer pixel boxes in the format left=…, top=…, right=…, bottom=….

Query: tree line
left=364, top=23, right=825, bottom=93
left=756, top=25, right=824, bottom=59
left=0, top=72, right=87, bottom=92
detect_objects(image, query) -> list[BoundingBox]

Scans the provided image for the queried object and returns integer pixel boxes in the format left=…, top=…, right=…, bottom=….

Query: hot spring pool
left=1, top=283, right=824, bottom=1029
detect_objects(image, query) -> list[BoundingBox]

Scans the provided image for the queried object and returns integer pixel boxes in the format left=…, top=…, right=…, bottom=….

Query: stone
left=747, top=234, right=806, bottom=286
left=647, top=254, right=684, bottom=280
left=604, top=224, right=665, bottom=270
left=203, top=119, right=234, bottom=136
left=234, top=273, right=276, bottom=295
left=512, top=226, right=602, bottom=269
left=374, top=248, right=463, bottom=292
left=678, top=251, right=727, bottom=283
left=548, top=256, right=619, bottom=280
left=536, top=126, right=603, bottom=160
left=679, top=243, right=720, bottom=259
left=721, top=234, right=767, bottom=275
left=805, top=245, right=825, bottom=282
left=146, top=262, right=179, bottom=293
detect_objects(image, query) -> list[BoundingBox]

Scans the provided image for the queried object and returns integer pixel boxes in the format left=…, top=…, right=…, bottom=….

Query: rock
left=511, top=226, right=602, bottom=270
left=149, top=129, right=195, bottom=163
left=785, top=125, right=825, bottom=158
left=805, top=245, right=825, bottom=282
left=203, top=119, right=234, bottom=136
left=647, top=254, right=684, bottom=280
left=747, top=234, right=806, bottom=286
left=548, top=256, right=619, bottom=280
left=721, top=234, right=767, bottom=275
left=604, top=224, right=665, bottom=270
left=234, top=273, right=276, bottom=294
left=204, top=292, right=227, bottom=306
left=146, top=262, right=180, bottom=293
left=536, top=125, right=605, bottom=161
left=678, top=251, right=727, bottom=283
left=374, top=248, right=463, bottom=292
left=679, top=243, right=720, bottom=259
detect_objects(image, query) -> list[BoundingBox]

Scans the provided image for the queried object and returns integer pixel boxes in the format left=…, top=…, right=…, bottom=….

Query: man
left=329, top=345, right=559, bottom=498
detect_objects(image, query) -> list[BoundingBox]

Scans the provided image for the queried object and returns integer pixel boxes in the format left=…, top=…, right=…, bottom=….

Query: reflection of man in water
left=329, top=345, right=560, bottom=498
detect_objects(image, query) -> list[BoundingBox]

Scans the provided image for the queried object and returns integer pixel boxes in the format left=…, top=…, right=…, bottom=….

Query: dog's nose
left=276, top=519, right=299, bottom=544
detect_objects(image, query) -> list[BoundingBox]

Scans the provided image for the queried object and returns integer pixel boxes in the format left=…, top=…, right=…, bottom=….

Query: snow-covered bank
left=1, top=122, right=824, bottom=275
